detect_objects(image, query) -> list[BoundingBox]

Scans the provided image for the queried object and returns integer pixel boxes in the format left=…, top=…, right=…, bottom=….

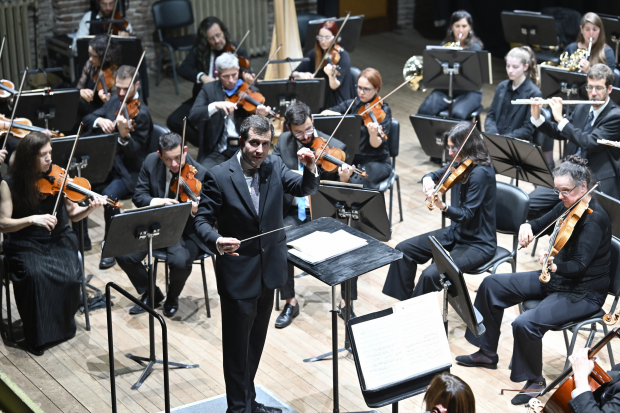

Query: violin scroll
left=527, top=398, right=544, bottom=413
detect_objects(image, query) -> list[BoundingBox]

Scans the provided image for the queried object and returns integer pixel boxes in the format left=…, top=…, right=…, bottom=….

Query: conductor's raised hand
left=530, top=97, right=543, bottom=121
left=549, top=97, right=564, bottom=123
left=518, top=223, right=534, bottom=247
left=217, top=237, right=241, bottom=256
left=297, top=147, right=317, bottom=173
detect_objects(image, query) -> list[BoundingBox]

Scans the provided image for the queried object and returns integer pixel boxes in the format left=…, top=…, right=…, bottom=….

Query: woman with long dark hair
left=293, top=20, right=356, bottom=108
left=417, top=10, right=484, bottom=120
left=383, top=122, right=497, bottom=300
left=0, top=132, right=105, bottom=356
left=423, top=373, right=476, bottom=413
left=564, top=12, right=616, bottom=73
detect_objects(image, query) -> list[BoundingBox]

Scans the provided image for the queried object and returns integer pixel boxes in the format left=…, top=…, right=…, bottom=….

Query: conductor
left=194, top=115, right=319, bottom=413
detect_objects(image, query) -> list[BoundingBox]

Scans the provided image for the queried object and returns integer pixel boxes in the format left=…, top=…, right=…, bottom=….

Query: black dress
left=3, top=176, right=83, bottom=348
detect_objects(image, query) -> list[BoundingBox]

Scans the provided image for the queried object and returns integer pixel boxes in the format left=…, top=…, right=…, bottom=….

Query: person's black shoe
left=455, top=352, right=498, bottom=369
left=163, top=296, right=179, bottom=318
left=99, top=256, right=116, bottom=269
left=252, top=403, right=282, bottom=413
left=18, top=341, right=44, bottom=356
left=338, top=303, right=356, bottom=321
left=83, top=237, right=92, bottom=251
left=129, top=287, right=165, bottom=315
left=511, top=379, right=546, bottom=405
left=275, top=302, right=300, bottom=328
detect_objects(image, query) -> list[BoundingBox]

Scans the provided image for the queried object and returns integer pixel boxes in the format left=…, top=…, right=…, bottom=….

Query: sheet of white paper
left=287, top=230, right=367, bottom=264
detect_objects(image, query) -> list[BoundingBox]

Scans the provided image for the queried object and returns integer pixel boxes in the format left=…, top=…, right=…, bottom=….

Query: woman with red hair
left=293, top=20, right=356, bottom=107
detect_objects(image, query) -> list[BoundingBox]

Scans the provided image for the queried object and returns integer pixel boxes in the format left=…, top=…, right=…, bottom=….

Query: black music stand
left=409, top=114, right=462, bottom=163
left=18, top=67, right=65, bottom=89
left=422, top=48, right=491, bottom=118
left=483, top=132, right=554, bottom=188
left=500, top=11, right=560, bottom=62
left=285, top=217, right=401, bottom=413
left=302, top=15, right=365, bottom=56
left=600, top=14, right=620, bottom=64
left=257, top=78, right=326, bottom=115
left=14, top=88, right=80, bottom=132
left=312, top=114, right=362, bottom=159
left=540, top=66, right=588, bottom=100
left=102, top=203, right=198, bottom=390
left=611, top=87, right=620, bottom=105
left=595, top=191, right=620, bottom=238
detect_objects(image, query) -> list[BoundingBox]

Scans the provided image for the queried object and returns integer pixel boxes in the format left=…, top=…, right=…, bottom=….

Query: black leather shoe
left=99, top=256, right=116, bottom=269
left=129, top=287, right=165, bottom=315
left=83, top=237, right=92, bottom=251
left=252, top=403, right=282, bottom=413
left=19, top=341, right=44, bottom=356
left=455, top=353, right=498, bottom=369
left=511, top=380, right=546, bottom=405
left=338, top=303, right=356, bottom=321
left=163, top=296, right=179, bottom=318
left=275, top=302, right=300, bottom=328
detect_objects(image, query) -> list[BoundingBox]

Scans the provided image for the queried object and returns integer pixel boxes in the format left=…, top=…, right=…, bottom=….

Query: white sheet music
left=351, top=292, right=452, bottom=390
left=287, top=230, right=367, bottom=265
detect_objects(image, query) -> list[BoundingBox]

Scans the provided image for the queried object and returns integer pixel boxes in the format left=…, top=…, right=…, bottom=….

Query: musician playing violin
left=568, top=347, right=620, bottom=412
left=83, top=65, right=153, bottom=269
left=382, top=123, right=497, bottom=300
left=188, top=52, right=271, bottom=170
left=72, top=0, right=132, bottom=51
left=272, top=102, right=353, bottom=329
left=0, top=132, right=106, bottom=356
left=456, top=156, right=611, bottom=406
left=321, top=68, right=391, bottom=189
left=116, top=132, right=209, bottom=318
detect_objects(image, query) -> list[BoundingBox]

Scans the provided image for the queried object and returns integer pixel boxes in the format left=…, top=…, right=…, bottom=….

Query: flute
left=511, top=99, right=605, bottom=105
left=586, top=37, right=593, bottom=60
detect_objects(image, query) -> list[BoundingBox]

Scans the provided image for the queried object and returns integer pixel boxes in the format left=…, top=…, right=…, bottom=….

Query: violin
left=115, top=98, right=140, bottom=131
left=309, top=134, right=367, bottom=177
left=324, top=45, right=343, bottom=76
left=93, top=65, right=117, bottom=95
left=224, top=43, right=251, bottom=71
left=358, top=95, right=387, bottom=138
left=226, top=81, right=280, bottom=118
left=102, top=11, right=130, bottom=36
left=170, top=164, right=202, bottom=203
left=0, top=113, right=63, bottom=139
left=0, top=79, right=16, bottom=100
left=37, top=164, right=121, bottom=208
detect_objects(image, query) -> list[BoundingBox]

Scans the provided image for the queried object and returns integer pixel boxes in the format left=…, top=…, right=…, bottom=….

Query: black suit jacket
left=133, top=152, right=209, bottom=252
left=83, top=95, right=153, bottom=193
left=537, top=100, right=620, bottom=199
left=177, top=42, right=252, bottom=98
left=569, top=373, right=620, bottom=412
left=187, top=79, right=254, bottom=162
left=273, top=130, right=347, bottom=214
left=485, top=77, right=542, bottom=140
left=194, top=153, right=319, bottom=299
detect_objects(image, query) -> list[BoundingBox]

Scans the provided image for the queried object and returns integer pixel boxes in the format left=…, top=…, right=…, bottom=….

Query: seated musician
left=272, top=102, right=353, bottom=328
left=292, top=20, right=356, bottom=108
left=76, top=34, right=121, bottom=117
left=0, top=132, right=106, bottom=356
left=569, top=347, right=620, bottom=412
left=72, top=0, right=132, bottom=50
left=169, top=16, right=254, bottom=147
left=456, top=156, right=611, bottom=406
left=116, top=132, right=208, bottom=317
left=417, top=10, right=483, bottom=120
left=563, top=12, right=616, bottom=74
left=485, top=46, right=542, bottom=140
left=188, top=52, right=271, bottom=170
left=382, top=123, right=497, bottom=300
left=421, top=373, right=476, bottom=413
left=83, top=65, right=153, bottom=269
left=321, top=68, right=392, bottom=190
left=528, top=63, right=620, bottom=220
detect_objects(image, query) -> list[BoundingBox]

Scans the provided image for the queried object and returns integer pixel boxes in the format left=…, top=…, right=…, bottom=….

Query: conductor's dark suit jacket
left=273, top=130, right=347, bottom=215
left=83, top=94, right=153, bottom=193
left=187, top=79, right=254, bottom=162
left=133, top=152, right=209, bottom=252
left=569, top=373, right=620, bottom=412
left=194, top=153, right=319, bottom=300
left=537, top=100, right=620, bottom=199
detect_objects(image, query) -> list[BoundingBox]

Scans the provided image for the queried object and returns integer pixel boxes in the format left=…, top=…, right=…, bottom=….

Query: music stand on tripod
left=257, top=78, right=326, bottom=115
left=103, top=203, right=198, bottom=390
left=409, top=114, right=462, bottom=163
left=15, top=88, right=80, bottom=132
left=500, top=11, right=560, bottom=63
left=600, top=14, right=620, bottom=65
left=312, top=114, right=362, bottom=160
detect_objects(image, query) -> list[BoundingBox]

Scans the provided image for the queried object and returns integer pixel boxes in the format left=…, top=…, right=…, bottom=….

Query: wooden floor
left=2, top=28, right=620, bottom=413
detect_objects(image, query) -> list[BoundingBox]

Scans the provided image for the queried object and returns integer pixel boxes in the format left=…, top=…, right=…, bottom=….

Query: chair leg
left=4, top=263, right=13, bottom=342
left=602, top=322, right=615, bottom=366
left=396, top=175, right=403, bottom=223
left=79, top=253, right=90, bottom=331
left=164, top=259, right=169, bottom=294
left=389, top=183, right=394, bottom=228
left=167, top=44, right=179, bottom=95
left=156, top=44, right=163, bottom=86
left=275, top=289, right=280, bottom=311
left=200, top=258, right=211, bottom=318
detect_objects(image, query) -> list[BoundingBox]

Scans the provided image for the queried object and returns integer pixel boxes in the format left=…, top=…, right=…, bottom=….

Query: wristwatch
left=440, top=204, right=448, bottom=212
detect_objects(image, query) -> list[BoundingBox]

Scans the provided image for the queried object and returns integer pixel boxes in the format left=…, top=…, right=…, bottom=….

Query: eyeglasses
left=585, top=85, right=607, bottom=92
left=293, top=127, right=314, bottom=139
left=447, top=145, right=457, bottom=152
left=206, top=32, right=224, bottom=42
left=357, top=85, right=374, bottom=94
left=316, top=35, right=335, bottom=41
left=553, top=185, right=577, bottom=196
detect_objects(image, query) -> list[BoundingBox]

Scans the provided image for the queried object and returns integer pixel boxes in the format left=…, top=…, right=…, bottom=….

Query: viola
left=358, top=95, right=387, bottom=138
left=0, top=113, right=63, bottom=139
left=37, top=164, right=121, bottom=208
left=102, top=11, right=130, bottom=36
left=309, top=134, right=367, bottom=177
left=427, top=158, right=475, bottom=210
left=226, top=81, right=280, bottom=118
left=0, top=79, right=16, bottom=100
left=224, top=43, right=251, bottom=71
left=170, top=164, right=202, bottom=203
left=93, top=65, right=117, bottom=95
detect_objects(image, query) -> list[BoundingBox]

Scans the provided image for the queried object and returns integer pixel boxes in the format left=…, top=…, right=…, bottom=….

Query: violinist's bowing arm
left=0, top=180, right=56, bottom=232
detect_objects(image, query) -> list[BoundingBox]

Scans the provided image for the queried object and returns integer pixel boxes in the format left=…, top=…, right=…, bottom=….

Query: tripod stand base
left=125, top=353, right=199, bottom=390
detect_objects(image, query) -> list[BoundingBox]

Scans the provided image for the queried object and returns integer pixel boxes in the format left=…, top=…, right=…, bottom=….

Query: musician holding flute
left=526, top=63, right=620, bottom=219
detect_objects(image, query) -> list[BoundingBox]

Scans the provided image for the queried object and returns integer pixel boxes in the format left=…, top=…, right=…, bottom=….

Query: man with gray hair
left=189, top=52, right=273, bottom=169
left=527, top=63, right=620, bottom=219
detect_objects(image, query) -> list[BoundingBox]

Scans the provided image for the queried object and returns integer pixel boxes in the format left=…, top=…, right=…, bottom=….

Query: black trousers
left=116, top=236, right=201, bottom=300
left=465, top=271, right=603, bottom=382
left=527, top=186, right=561, bottom=221
left=349, top=160, right=392, bottom=190
left=418, top=90, right=483, bottom=120
left=167, top=97, right=200, bottom=147
left=383, top=227, right=492, bottom=300
left=280, top=208, right=357, bottom=301
left=221, top=284, right=274, bottom=413
left=201, top=147, right=238, bottom=170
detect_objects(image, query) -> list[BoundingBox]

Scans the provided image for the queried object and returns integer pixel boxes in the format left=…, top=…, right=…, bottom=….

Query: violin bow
left=92, top=0, right=120, bottom=94
left=312, top=12, right=351, bottom=78
left=360, top=77, right=412, bottom=116
left=0, top=36, right=5, bottom=61
left=315, top=98, right=357, bottom=162
left=235, top=30, right=250, bottom=52
left=175, top=117, right=187, bottom=202
left=113, top=48, right=146, bottom=128
left=52, top=123, right=83, bottom=218
left=1, top=68, right=28, bottom=151
left=519, top=182, right=600, bottom=250
left=235, top=44, right=282, bottom=105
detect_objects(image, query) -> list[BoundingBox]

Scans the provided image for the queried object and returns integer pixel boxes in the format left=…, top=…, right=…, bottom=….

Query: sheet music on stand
left=350, top=292, right=452, bottom=391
